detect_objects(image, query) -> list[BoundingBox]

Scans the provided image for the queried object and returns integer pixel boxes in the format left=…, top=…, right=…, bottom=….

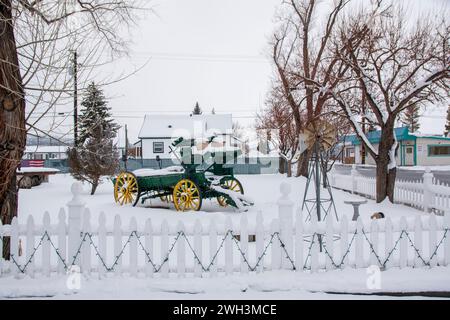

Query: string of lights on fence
left=5, top=227, right=449, bottom=275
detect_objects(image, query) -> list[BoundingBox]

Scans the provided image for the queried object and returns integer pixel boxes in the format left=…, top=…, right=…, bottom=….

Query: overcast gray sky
left=41, top=0, right=449, bottom=145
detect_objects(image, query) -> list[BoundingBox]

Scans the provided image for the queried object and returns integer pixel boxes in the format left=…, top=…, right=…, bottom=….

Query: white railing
left=330, top=166, right=450, bottom=215
left=0, top=182, right=449, bottom=278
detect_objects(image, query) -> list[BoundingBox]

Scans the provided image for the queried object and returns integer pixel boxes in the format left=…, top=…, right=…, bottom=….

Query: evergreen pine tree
left=67, top=82, right=119, bottom=195
left=77, top=82, right=119, bottom=145
left=400, top=104, right=421, bottom=133
left=445, top=105, right=450, bottom=137
left=192, top=102, right=202, bottom=115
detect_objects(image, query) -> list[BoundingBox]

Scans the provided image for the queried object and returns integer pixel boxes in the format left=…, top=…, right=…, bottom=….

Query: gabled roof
left=138, top=114, right=233, bottom=139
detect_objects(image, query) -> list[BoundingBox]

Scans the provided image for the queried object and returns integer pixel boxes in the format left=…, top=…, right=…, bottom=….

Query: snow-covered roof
left=138, top=114, right=233, bottom=139
left=25, top=145, right=69, bottom=153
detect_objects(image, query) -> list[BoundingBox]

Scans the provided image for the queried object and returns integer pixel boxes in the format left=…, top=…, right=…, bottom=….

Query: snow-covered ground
left=1, top=268, right=450, bottom=299
left=17, top=173, right=427, bottom=229
left=3, top=173, right=449, bottom=300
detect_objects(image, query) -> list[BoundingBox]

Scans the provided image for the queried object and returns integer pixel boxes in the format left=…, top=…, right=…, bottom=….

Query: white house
left=23, top=145, right=68, bottom=160
left=137, top=114, right=235, bottom=159
left=340, top=127, right=450, bottom=166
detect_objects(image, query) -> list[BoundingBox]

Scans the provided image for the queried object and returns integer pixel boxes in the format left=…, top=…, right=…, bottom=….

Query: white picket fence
left=0, top=182, right=449, bottom=278
left=330, top=166, right=450, bottom=214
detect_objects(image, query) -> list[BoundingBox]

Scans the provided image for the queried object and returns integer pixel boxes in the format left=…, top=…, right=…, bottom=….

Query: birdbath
left=344, top=199, right=368, bottom=221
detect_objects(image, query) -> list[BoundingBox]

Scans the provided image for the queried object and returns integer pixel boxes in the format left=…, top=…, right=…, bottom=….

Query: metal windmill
left=301, top=119, right=339, bottom=223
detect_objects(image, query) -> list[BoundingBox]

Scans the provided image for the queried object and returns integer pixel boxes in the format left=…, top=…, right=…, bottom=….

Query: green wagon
left=113, top=136, right=253, bottom=212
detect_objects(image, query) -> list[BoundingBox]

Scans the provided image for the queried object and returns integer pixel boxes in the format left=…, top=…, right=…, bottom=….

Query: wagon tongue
left=210, top=184, right=254, bottom=212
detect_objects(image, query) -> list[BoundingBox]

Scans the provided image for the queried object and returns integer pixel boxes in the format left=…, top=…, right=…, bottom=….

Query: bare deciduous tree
left=0, top=0, right=144, bottom=257
left=270, top=0, right=379, bottom=177
left=256, top=83, right=299, bottom=177
left=334, top=5, right=449, bottom=202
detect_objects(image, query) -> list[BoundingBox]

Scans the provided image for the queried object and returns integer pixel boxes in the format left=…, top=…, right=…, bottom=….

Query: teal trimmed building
left=341, top=127, right=450, bottom=166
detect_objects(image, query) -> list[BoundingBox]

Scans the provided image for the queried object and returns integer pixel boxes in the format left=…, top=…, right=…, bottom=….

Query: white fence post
left=57, top=208, right=67, bottom=275
left=351, top=164, right=358, bottom=194
left=67, top=183, right=84, bottom=267
left=423, top=168, right=434, bottom=213
left=278, top=182, right=294, bottom=270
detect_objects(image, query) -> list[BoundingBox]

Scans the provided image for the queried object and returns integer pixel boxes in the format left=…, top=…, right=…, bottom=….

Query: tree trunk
left=297, top=150, right=310, bottom=177
left=1, top=173, right=18, bottom=259
left=91, top=180, right=99, bottom=195
left=279, top=157, right=286, bottom=174
left=375, top=126, right=397, bottom=203
left=0, top=1, right=26, bottom=259
left=287, top=160, right=292, bottom=177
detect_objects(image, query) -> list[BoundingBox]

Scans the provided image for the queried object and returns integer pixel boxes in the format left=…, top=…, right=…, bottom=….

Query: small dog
left=371, top=212, right=385, bottom=220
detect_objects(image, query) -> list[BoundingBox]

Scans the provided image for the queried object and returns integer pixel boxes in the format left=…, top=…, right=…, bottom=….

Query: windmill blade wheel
left=302, top=120, right=337, bottom=151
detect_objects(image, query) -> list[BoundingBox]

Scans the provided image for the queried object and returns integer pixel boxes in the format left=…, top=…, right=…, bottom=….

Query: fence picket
left=310, top=214, right=319, bottom=273
left=98, top=212, right=107, bottom=277
left=176, top=221, right=186, bottom=277
left=385, top=217, right=393, bottom=268
left=194, top=219, right=202, bottom=277
left=224, top=217, right=233, bottom=275
left=161, top=219, right=169, bottom=278
left=325, top=215, right=334, bottom=270
left=355, top=218, right=364, bottom=268
left=414, top=216, right=423, bottom=268
left=340, top=215, right=349, bottom=268
left=270, top=219, right=281, bottom=270
left=429, top=214, right=437, bottom=267
left=26, top=215, right=35, bottom=277
left=10, top=217, right=19, bottom=276
left=256, top=211, right=264, bottom=273
left=144, top=219, right=153, bottom=277
left=129, top=217, right=138, bottom=277
left=399, top=217, right=408, bottom=269
left=42, top=212, right=51, bottom=276
left=81, top=209, right=91, bottom=275
left=294, top=211, right=303, bottom=271
left=370, top=219, right=379, bottom=267
left=209, top=219, right=217, bottom=277
left=240, top=215, right=249, bottom=274
left=57, top=209, right=66, bottom=275
left=444, top=211, right=450, bottom=266
left=113, top=215, right=122, bottom=276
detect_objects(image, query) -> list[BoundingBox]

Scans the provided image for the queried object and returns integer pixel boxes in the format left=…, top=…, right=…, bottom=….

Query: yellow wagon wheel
left=114, top=172, right=139, bottom=206
left=217, top=177, right=244, bottom=207
left=173, top=179, right=202, bottom=212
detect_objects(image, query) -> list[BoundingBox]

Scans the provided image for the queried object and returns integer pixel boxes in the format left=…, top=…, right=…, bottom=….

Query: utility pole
left=73, top=51, right=78, bottom=147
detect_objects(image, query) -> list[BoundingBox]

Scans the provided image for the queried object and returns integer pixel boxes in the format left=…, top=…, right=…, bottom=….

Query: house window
left=153, top=142, right=164, bottom=154
left=345, top=147, right=355, bottom=158
left=429, top=145, right=450, bottom=156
